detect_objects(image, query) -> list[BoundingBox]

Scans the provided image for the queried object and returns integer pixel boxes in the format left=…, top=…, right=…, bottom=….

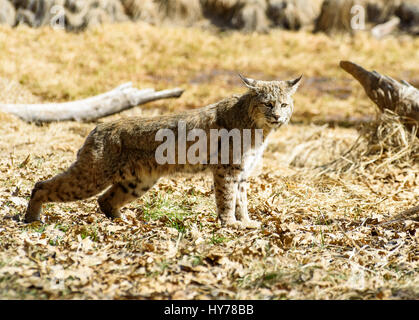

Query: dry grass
left=0, top=23, right=418, bottom=299
left=1, top=22, right=419, bottom=120
left=317, top=110, right=419, bottom=175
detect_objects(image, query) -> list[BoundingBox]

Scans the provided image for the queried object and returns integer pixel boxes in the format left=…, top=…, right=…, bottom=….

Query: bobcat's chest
left=241, top=139, right=269, bottom=175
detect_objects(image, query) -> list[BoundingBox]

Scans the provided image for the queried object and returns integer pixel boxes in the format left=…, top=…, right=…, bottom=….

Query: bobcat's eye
left=281, top=103, right=288, bottom=108
left=265, top=102, right=275, bottom=109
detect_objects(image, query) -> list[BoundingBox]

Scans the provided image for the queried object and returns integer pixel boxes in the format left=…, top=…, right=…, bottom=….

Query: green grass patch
left=79, top=226, right=99, bottom=242
left=209, top=231, right=228, bottom=245
left=139, top=192, right=191, bottom=232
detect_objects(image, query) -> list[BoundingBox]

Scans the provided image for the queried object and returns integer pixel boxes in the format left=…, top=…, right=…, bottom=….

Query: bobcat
left=24, top=74, right=301, bottom=229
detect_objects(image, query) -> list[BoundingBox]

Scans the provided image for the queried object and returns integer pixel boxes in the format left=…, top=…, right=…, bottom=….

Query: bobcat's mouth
left=267, top=119, right=283, bottom=127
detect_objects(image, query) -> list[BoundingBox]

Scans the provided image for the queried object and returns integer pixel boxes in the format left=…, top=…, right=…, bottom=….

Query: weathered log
left=0, top=0, right=16, bottom=26
left=267, top=0, right=322, bottom=30
left=201, top=0, right=270, bottom=32
left=0, top=82, right=184, bottom=122
left=314, top=0, right=361, bottom=34
left=340, top=61, right=419, bottom=127
left=12, top=0, right=128, bottom=31
left=340, top=61, right=418, bottom=218
left=314, top=0, right=403, bottom=35
left=395, top=2, right=419, bottom=35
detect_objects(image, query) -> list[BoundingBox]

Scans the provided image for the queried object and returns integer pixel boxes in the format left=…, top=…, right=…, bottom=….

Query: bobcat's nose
left=272, top=114, right=281, bottom=122
left=269, top=115, right=282, bottom=124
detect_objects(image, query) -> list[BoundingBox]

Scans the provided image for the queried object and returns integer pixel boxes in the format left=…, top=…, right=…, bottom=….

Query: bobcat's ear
left=238, top=73, right=258, bottom=90
left=286, top=75, right=302, bottom=95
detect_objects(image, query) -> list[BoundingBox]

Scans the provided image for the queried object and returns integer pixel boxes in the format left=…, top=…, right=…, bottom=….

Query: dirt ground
left=0, top=23, right=417, bottom=299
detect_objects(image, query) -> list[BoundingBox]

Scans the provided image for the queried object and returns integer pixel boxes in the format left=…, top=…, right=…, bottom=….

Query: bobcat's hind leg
left=24, top=163, right=110, bottom=223
left=98, top=179, right=156, bottom=219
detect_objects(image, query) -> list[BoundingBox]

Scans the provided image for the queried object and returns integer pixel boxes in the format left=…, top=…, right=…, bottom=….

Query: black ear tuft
left=286, top=75, right=302, bottom=94
left=288, top=75, right=303, bottom=87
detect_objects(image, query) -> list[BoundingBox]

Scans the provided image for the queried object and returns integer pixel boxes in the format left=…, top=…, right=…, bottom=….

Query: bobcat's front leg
left=212, top=167, right=243, bottom=229
left=235, top=178, right=261, bottom=229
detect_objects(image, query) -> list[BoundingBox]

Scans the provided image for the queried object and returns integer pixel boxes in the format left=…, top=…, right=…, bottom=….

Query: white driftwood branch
left=371, top=17, right=400, bottom=39
left=0, top=82, right=184, bottom=122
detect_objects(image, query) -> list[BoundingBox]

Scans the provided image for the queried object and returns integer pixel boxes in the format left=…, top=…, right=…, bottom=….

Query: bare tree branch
left=0, top=82, right=184, bottom=122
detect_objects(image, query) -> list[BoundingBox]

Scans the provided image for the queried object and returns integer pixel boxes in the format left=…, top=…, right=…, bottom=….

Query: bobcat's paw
left=23, top=216, right=42, bottom=224
left=98, top=198, right=121, bottom=219
left=24, top=200, right=42, bottom=223
left=224, top=219, right=245, bottom=230
left=113, top=215, right=128, bottom=223
left=242, top=219, right=261, bottom=229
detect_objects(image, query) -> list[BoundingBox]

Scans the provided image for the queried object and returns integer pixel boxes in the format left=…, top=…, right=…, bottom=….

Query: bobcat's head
left=239, top=74, right=302, bottom=129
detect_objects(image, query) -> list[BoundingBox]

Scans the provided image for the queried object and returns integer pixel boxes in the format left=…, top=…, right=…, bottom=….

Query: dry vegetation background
left=1, top=0, right=418, bottom=34
left=0, top=0, right=418, bottom=300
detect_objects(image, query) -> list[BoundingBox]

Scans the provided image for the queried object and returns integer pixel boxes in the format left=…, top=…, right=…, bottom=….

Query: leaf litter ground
left=0, top=25, right=418, bottom=300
